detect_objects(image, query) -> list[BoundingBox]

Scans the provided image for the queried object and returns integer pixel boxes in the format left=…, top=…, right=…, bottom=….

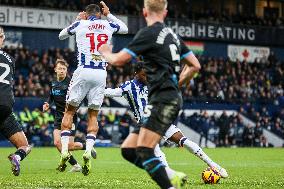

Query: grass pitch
left=0, top=147, right=283, bottom=189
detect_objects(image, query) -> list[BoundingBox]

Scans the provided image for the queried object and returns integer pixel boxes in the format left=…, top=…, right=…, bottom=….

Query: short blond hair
left=55, top=59, right=69, bottom=68
left=144, top=0, right=168, bottom=13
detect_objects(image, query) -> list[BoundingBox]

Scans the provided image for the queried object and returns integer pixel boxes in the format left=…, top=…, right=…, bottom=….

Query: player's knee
left=61, top=116, right=73, bottom=130
left=54, top=140, right=61, bottom=149
left=136, top=146, right=155, bottom=160
left=121, top=148, right=136, bottom=162
left=136, top=147, right=162, bottom=173
left=122, top=148, right=143, bottom=169
left=61, top=122, right=71, bottom=130
left=66, top=102, right=79, bottom=111
left=68, top=142, right=74, bottom=150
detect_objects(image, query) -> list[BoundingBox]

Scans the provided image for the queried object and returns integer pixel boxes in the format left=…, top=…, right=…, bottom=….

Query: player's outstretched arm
left=58, top=28, right=70, bottom=40
left=179, top=53, right=201, bottom=88
left=107, top=14, right=128, bottom=34
left=104, top=88, right=123, bottom=97
left=99, top=44, right=132, bottom=66
left=100, top=1, right=128, bottom=34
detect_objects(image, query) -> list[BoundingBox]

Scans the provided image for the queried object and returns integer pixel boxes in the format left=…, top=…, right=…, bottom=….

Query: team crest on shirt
left=91, top=54, right=103, bottom=61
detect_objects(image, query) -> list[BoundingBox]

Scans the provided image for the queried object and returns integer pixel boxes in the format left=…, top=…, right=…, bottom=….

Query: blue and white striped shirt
left=105, top=79, right=148, bottom=122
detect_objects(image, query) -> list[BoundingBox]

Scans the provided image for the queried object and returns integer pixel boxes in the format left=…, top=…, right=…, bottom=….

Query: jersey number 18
left=86, top=33, right=108, bottom=53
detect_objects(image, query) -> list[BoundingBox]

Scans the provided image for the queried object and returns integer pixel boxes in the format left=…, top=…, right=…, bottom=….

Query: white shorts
left=66, top=66, right=107, bottom=110
left=163, top=124, right=182, bottom=141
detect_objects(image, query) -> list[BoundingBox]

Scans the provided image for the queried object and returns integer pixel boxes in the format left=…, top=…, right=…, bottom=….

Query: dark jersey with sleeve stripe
left=47, top=76, right=78, bottom=129
left=123, top=22, right=193, bottom=104
left=0, top=49, right=15, bottom=108
left=47, top=77, right=71, bottom=114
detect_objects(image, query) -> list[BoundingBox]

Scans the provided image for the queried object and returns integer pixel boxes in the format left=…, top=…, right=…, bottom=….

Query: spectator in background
left=243, top=124, right=254, bottom=147
left=227, top=123, right=236, bottom=146
left=2, top=42, right=282, bottom=144
left=218, top=111, right=229, bottom=147
left=254, top=122, right=264, bottom=147
left=5, top=45, right=283, bottom=111
left=119, top=111, right=132, bottom=142
left=113, top=110, right=121, bottom=125
left=97, top=115, right=111, bottom=140
left=199, top=111, right=210, bottom=147
left=106, top=110, right=116, bottom=124
left=1, top=0, right=284, bottom=27
left=260, top=135, right=269, bottom=147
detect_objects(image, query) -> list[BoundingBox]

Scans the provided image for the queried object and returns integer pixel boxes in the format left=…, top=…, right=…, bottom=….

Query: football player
left=58, top=1, right=128, bottom=175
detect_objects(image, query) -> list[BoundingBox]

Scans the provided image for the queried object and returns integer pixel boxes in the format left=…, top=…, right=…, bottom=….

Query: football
left=202, top=167, right=221, bottom=184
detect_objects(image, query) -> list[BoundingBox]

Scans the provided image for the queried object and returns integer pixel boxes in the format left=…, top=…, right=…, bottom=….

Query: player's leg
left=121, top=127, right=185, bottom=183
left=60, top=103, right=77, bottom=159
left=59, top=67, right=86, bottom=167
left=153, top=144, right=188, bottom=187
left=81, top=70, right=106, bottom=175
left=137, top=128, right=173, bottom=189
left=2, top=113, right=31, bottom=176
left=121, top=128, right=143, bottom=168
left=68, top=136, right=82, bottom=172
left=54, top=128, right=82, bottom=172
left=167, top=126, right=228, bottom=178
left=82, top=108, right=99, bottom=175
left=136, top=101, right=183, bottom=189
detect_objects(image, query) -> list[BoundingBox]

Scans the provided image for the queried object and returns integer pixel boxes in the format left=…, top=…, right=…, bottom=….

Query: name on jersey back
left=88, top=24, right=105, bottom=31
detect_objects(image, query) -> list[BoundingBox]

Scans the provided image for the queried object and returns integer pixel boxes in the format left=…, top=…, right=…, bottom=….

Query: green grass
left=0, top=147, right=283, bottom=189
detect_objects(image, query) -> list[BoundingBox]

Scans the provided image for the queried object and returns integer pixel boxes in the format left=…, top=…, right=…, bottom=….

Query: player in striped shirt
left=105, top=62, right=228, bottom=184
left=58, top=2, right=128, bottom=175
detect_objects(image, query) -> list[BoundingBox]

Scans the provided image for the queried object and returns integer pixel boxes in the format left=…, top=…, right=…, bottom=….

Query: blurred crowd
left=3, top=46, right=132, bottom=98
left=5, top=46, right=284, bottom=106
left=181, top=110, right=271, bottom=147
left=4, top=47, right=77, bottom=97
left=185, top=54, right=284, bottom=105
left=14, top=105, right=283, bottom=147
left=15, top=107, right=135, bottom=146
left=181, top=9, right=284, bottom=28
left=3, top=45, right=283, bottom=140
left=1, top=0, right=284, bottom=27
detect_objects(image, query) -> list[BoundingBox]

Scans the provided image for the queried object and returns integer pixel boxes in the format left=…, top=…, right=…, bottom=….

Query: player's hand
left=100, top=1, right=110, bottom=16
left=76, top=11, right=87, bottom=20
left=98, top=44, right=112, bottom=55
left=43, top=102, right=50, bottom=112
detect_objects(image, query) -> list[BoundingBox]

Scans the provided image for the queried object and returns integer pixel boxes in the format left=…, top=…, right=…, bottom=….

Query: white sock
left=61, top=130, right=71, bottom=154
left=86, top=134, right=96, bottom=154
left=165, top=167, right=176, bottom=179
left=15, top=155, right=21, bottom=162
left=154, top=144, right=176, bottom=179
left=154, top=144, right=169, bottom=167
left=180, top=137, right=220, bottom=169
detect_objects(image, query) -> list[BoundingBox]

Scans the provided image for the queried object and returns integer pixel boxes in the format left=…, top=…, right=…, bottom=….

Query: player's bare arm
left=99, top=44, right=131, bottom=66
left=100, top=1, right=110, bottom=16
left=42, top=102, right=50, bottom=112
left=101, top=1, right=128, bottom=34
left=179, top=53, right=201, bottom=88
left=104, top=88, right=123, bottom=97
